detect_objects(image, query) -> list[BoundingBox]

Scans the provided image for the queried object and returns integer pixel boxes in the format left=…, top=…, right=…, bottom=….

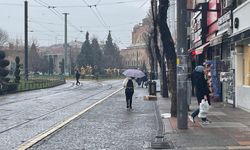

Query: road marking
left=186, top=146, right=250, bottom=150
left=227, top=146, right=250, bottom=149
left=18, top=87, right=123, bottom=150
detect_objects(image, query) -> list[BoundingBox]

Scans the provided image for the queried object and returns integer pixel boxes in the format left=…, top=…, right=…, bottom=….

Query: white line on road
left=18, top=87, right=124, bottom=150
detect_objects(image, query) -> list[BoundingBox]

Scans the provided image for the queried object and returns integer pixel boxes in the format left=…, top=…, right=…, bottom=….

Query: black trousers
left=76, top=79, right=80, bottom=85
left=125, top=88, right=134, bottom=108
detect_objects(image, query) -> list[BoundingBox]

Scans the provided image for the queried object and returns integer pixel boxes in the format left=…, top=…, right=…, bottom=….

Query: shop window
left=243, top=47, right=250, bottom=86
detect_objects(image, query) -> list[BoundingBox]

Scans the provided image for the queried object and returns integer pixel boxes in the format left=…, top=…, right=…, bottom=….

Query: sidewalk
left=156, top=90, right=250, bottom=149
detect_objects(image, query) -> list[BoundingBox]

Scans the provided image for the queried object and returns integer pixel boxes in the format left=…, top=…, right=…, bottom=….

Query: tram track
left=0, top=81, right=100, bottom=107
left=0, top=80, right=122, bottom=135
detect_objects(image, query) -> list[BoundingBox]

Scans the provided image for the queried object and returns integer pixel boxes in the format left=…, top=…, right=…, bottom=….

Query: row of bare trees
left=146, top=0, right=177, bottom=117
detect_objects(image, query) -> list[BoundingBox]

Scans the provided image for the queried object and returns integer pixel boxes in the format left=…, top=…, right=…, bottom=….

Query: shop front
left=204, top=0, right=223, bottom=102
left=231, top=0, right=250, bottom=111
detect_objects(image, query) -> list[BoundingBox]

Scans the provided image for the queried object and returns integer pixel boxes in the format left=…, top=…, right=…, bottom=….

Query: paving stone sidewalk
left=156, top=92, right=250, bottom=150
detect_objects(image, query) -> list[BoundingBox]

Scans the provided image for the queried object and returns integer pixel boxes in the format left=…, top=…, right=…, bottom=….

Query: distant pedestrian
left=189, top=65, right=211, bottom=124
left=141, top=74, right=148, bottom=88
left=136, top=78, right=141, bottom=87
left=123, top=77, right=137, bottom=109
left=75, top=70, right=81, bottom=85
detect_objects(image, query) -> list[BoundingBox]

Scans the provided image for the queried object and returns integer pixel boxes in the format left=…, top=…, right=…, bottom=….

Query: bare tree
left=151, top=0, right=169, bottom=98
left=0, top=28, right=8, bottom=47
left=151, top=0, right=162, bottom=69
left=144, top=30, right=155, bottom=77
left=158, top=0, right=177, bottom=117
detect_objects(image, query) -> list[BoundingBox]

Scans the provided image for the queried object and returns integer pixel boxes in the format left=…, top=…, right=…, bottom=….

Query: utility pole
left=176, top=0, right=188, bottom=129
left=63, top=13, right=69, bottom=76
left=24, top=0, right=28, bottom=80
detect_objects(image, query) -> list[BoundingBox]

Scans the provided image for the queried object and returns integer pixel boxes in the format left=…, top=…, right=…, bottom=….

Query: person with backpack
left=123, top=77, right=137, bottom=109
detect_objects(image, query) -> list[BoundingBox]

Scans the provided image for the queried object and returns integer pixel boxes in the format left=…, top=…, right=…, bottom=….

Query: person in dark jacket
left=141, top=74, right=148, bottom=88
left=75, top=70, right=81, bottom=85
left=189, top=65, right=210, bottom=124
left=123, top=77, right=137, bottom=109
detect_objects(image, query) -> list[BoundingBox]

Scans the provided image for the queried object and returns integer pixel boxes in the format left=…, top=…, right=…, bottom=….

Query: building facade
left=120, top=18, right=150, bottom=71
left=231, top=0, right=250, bottom=111
left=189, top=0, right=250, bottom=111
left=40, top=41, right=81, bottom=74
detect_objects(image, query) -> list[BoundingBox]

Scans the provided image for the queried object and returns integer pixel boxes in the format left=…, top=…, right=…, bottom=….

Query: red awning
left=189, top=42, right=210, bottom=55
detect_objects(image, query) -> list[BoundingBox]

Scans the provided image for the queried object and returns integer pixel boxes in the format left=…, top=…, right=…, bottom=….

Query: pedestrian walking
left=123, top=77, right=137, bottom=109
left=75, top=70, right=81, bottom=86
left=141, top=74, right=148, bottom=88
left=189, top=65, right=211, bottom=124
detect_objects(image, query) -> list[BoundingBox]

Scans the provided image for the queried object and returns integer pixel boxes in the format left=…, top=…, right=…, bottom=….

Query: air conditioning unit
left=223, top=0, right=232, bottom=9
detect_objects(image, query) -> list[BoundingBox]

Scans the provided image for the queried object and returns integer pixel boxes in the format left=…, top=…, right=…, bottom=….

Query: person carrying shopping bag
left=189, top=65, right=211, bottom=124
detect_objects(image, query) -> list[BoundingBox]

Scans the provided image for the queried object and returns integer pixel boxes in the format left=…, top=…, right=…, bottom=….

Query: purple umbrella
left=122, top=69, right=145, bottom=78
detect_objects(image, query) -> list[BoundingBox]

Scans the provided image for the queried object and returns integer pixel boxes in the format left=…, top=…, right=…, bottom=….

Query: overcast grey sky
left=0, top=0, right=150, bottom=49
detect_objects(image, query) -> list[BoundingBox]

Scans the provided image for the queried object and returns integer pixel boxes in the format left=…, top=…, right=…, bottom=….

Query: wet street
left=0, top=80, right=157, bottom=150
left=0, top=80, right=120, bottom=149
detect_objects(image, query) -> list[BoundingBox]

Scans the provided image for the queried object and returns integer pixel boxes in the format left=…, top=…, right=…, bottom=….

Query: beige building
left=120, top=44, right=149, bottom=70
left=120, top=18, right=150, bottom=71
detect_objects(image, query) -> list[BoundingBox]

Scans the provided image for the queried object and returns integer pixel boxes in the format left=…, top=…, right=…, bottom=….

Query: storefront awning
left=189, top=42, right=210, bottom=55
left=209, top=34, right=223, bottom=46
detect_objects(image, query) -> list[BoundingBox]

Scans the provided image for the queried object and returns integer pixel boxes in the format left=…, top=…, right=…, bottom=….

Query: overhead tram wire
left=0, top=0, right=146, bottom=8
left=49, top=5, right=83, bottom=32
left=0, top=2, right=42, bottom=7
left=33, top=0, right=82, bottom=33
left=56, top=0, right=146, bottom=8
left=33, top=0, right=63, bottom=19
left=139, top=0, right=150, bottom=8
left=81, top=0, right=110, bottom=31
left=81, top=0, right=129, bottom=48
left=94, top=6, right=110, bottom=29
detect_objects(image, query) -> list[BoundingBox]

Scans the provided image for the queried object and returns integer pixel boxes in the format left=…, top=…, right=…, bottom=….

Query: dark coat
left=75, top=71, right=80, bottom=79
left=192, top=71, right=209, bottom=103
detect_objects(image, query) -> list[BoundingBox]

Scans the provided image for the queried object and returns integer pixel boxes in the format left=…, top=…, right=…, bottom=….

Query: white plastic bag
left=198, top=99, right=209, bottom=118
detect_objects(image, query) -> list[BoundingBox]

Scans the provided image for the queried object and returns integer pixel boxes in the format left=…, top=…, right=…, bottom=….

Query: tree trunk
left=160, top=55, right=169, bottom=97
left=158, top=0, right=177, bottom=117
left=151, top=0, right=168, bottom=97
left=145, top=30, right=155, bottom=80
left=151, top=0, right=161, bottom=69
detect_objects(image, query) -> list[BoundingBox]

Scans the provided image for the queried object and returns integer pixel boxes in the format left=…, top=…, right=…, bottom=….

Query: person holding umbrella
left=123, top=77, right=137, bottom=109
left=122, top=69, right=145, bottom=109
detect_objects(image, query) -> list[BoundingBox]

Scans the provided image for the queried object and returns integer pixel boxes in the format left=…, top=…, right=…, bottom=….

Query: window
left=243, top=46, right=250, bottom=85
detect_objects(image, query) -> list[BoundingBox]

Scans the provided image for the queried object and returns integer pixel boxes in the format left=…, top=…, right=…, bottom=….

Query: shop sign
left=191, top=11, right=202, bottom=32
left=208, top=22, right=218, bottom=36
left=193, top=40, right=203, bottom=48
left=194, top=29, right=202, bottom=43
left=218, top=11, right=232, bottom=35
left=233, top=0, right=250, bottom=34
left=206, top=33, right=216, bottom=42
